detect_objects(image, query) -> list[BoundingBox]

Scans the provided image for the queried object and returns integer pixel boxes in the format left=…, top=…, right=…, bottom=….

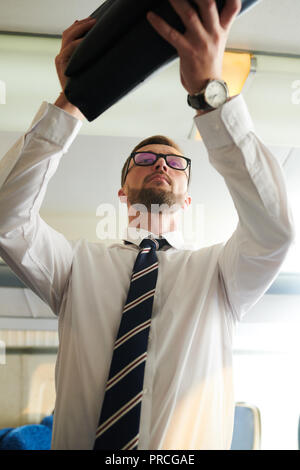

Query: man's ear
left=118, top=188, right=127, bottom=204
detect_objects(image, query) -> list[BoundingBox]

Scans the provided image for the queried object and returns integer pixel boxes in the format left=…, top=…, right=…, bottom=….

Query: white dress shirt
left=0, top=95, right=294, bottom=450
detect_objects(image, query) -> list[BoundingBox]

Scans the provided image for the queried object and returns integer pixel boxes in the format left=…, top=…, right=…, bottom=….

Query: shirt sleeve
left=194, top=94, right=295, bottom=322
left=0, top=101, right=82, bottom=315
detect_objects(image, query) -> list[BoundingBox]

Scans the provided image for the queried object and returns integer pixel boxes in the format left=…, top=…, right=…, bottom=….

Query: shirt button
left=143, top=388, right=148, bottom=395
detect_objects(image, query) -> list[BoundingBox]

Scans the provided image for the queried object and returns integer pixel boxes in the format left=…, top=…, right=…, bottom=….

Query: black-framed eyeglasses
left=123, top=151, right=191, bottom=185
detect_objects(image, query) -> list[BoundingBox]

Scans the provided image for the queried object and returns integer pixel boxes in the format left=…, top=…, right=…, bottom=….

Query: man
left=0, top=0, right=294, bottom=450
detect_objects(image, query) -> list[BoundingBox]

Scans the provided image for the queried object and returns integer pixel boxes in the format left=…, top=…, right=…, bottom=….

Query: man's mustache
left=145, top=172, right=171, bottom=185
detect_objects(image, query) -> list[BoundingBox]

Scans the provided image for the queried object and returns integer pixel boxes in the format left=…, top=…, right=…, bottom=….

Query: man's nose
left=154, top=157, right=168, bottom=171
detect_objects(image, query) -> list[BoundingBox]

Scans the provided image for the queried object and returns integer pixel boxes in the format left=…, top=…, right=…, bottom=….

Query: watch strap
left=187, top=92, right=213, bottom=111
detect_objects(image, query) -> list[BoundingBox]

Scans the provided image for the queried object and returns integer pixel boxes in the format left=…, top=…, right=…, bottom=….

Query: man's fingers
left=194, top=0, right=220, bottom=34
left=57, top=38, right=82, bottom=65
left=75, top=16, right=95, bottom=22
left=55, top=37, right=83, bottom=88
left=62, top=18, right=96, bottom=47
left=64, top=16, right=96, bottom=34
left=71, top=16, right=96, bottom=27
left=167, top=0, right=205, bottom=36
left=147, top=10, right=190, bottom=55
left=219, top=0, right=241, bottom=30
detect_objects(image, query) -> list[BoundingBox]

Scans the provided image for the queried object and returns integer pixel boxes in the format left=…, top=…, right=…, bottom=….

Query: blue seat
left=230, top=402, right=261, bottom=450
left=0, top=415, right=53, bottom=450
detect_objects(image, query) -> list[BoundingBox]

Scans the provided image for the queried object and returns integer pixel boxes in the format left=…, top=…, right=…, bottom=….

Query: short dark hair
left=121, top=135, right=191, bottom=188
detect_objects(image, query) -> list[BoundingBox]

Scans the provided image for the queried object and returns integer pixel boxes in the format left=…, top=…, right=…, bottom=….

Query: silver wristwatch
left=187, top=79, right=229, bottom=111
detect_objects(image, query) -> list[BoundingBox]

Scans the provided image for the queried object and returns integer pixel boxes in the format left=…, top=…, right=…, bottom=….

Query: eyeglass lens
left=134, top=152, right=187, bottom=170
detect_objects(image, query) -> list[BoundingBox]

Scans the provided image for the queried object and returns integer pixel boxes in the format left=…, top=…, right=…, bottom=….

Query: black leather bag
left=64, top=0, right=258, bottom=121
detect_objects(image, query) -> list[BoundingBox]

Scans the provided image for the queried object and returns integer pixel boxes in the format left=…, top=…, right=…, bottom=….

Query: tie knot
left=140, top=237, right=168, bottom=251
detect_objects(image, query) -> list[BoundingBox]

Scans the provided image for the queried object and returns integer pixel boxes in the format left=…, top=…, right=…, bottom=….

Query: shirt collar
left=122, top=227, right=186, bottom=250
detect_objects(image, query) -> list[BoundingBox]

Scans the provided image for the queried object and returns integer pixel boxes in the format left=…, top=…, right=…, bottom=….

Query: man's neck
left=127, top=211, right=180, bottom=236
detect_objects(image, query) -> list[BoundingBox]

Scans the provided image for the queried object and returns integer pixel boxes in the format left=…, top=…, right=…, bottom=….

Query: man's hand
left=55, top=17, right=96, bottom=91
left=54, top=17, right=97, bottom=120
left=147, top=0, right=241, bottom=96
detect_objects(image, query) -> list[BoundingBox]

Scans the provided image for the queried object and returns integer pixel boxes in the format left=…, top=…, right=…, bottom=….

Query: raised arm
left=195, top=95, right=295, bottom=320
left=0, top=18, right=95, bottom=314
left=147, top=0, right=295, bottom=320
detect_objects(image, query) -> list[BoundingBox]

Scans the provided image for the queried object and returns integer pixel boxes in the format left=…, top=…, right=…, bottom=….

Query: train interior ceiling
left=0, top=0, right=300, bottom=450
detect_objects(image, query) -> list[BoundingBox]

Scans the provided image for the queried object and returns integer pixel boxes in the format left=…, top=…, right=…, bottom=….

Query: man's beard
left=126, top=185, right=183, bottom=213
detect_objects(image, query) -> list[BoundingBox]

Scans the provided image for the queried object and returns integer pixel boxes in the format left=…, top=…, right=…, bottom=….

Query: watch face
left=205, top=80, right=228, bottom=108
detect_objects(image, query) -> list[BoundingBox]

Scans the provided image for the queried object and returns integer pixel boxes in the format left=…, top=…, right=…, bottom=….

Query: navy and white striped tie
left=93, top=237, right=168, bottom=450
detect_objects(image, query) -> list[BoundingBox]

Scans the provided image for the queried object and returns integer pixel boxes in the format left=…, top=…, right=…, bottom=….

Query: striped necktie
left=93, top=236, right=169, bottom=450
